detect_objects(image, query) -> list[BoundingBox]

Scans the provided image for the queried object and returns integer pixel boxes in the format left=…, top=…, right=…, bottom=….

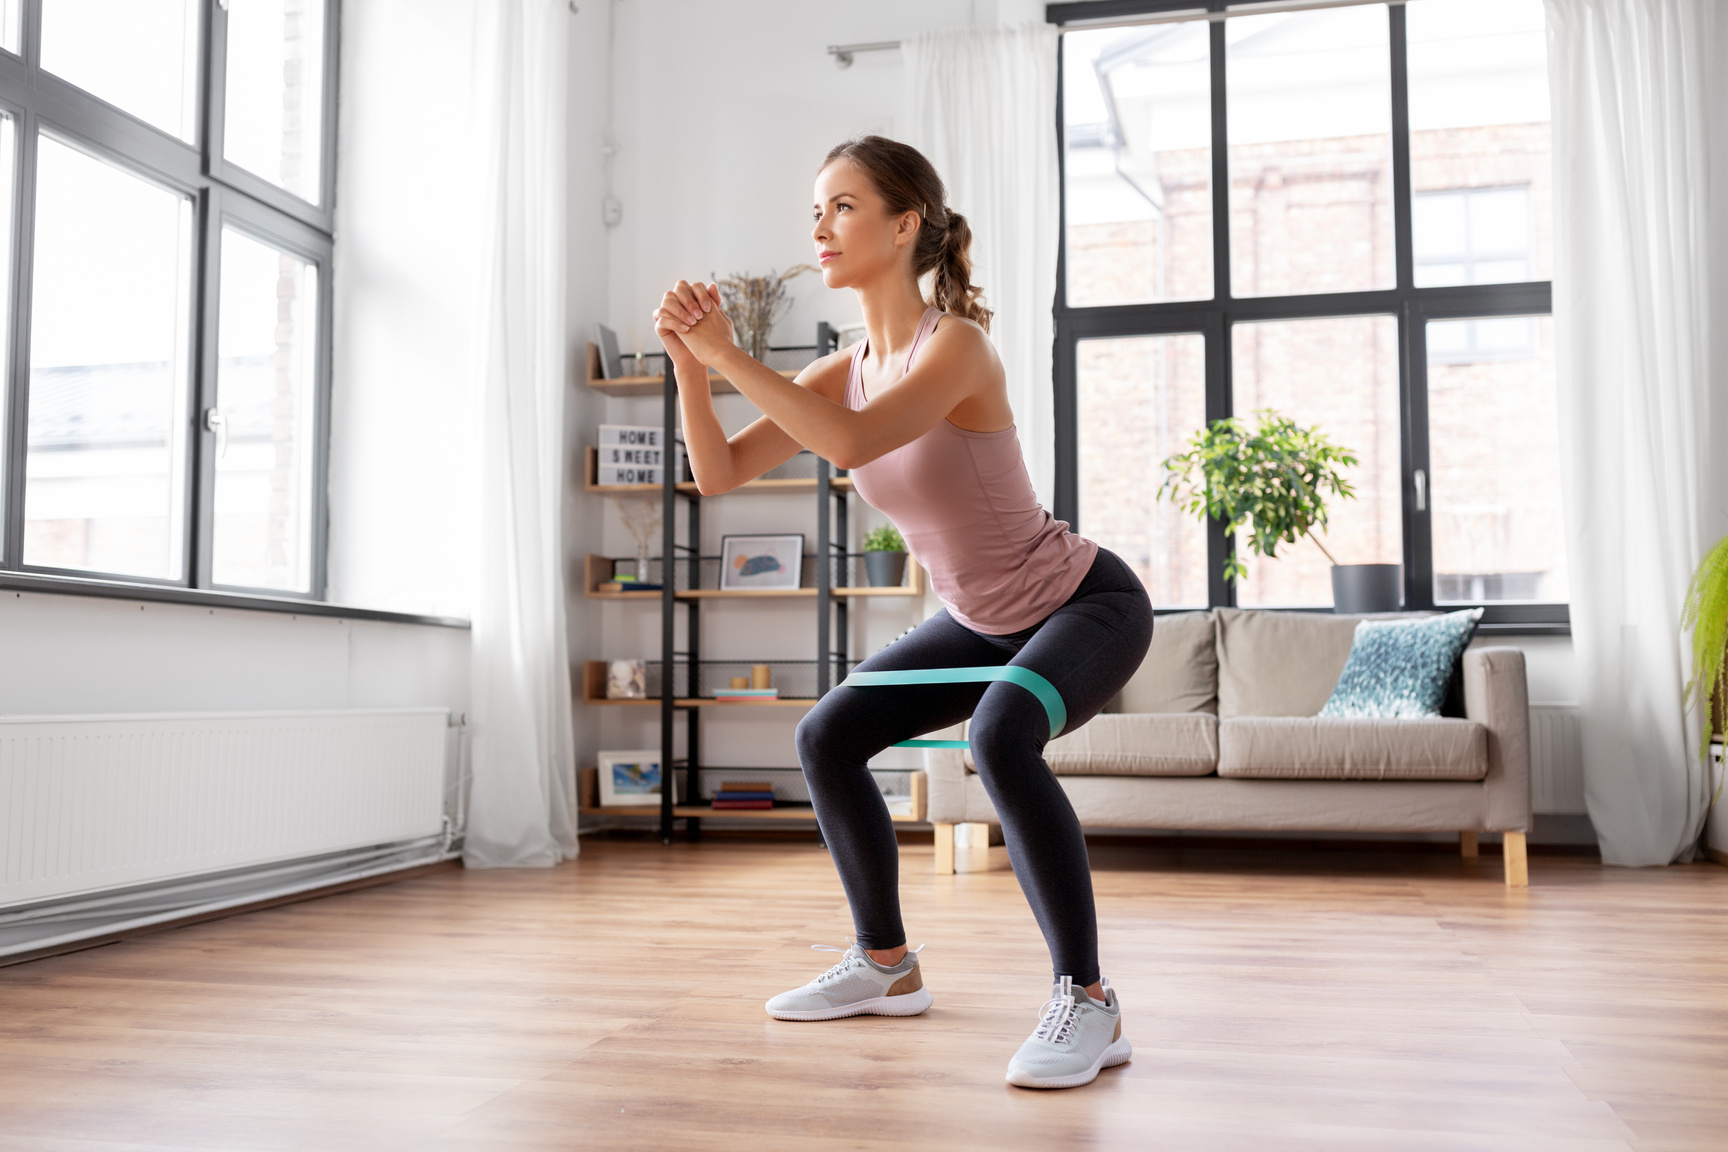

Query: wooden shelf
left=582, top=696, right=816, bottom=708
left=581, top=553, right=925, bottom=599
left=583, top=447, right=854, bottom=497
left=583, top=341, right=799, bottom=397
left=578, top=661, right=817, bottom=708
left=577, top=768, right=925, bottom=823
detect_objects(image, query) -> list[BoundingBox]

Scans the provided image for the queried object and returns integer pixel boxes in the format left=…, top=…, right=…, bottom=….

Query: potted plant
left=1681, top=532, right=1728, bottom=789
left=863, top=523, right=908, bottom=588
left=1159, top=409, right=1395, bottom=611
left=715, top=265, right=818, bottom=360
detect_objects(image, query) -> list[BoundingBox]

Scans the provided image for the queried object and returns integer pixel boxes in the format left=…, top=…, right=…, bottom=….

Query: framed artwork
left=598, top=750, right=663, bottom=807
left=719, top=534, right=804, bottom=591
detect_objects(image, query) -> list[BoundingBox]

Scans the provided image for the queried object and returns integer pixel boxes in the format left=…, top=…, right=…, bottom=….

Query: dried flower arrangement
left=715, top=265, right=819, bottom=359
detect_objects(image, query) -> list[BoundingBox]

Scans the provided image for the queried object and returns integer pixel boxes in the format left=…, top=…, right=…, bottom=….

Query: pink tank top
left=844, top=307, right=1097, bottom=635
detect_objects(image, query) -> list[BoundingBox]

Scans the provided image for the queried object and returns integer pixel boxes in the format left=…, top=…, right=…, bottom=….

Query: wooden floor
left=1, top=836, right=1724, bottom=1151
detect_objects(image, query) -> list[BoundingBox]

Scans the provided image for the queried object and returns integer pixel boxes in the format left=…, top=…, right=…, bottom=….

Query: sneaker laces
left=1034, top=975, right=1081, bottom=1046
left=808, top=941, right=924, bottom=985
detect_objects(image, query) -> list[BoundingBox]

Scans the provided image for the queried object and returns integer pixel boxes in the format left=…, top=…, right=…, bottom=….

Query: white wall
left=0, top=591, right=468, bottom=717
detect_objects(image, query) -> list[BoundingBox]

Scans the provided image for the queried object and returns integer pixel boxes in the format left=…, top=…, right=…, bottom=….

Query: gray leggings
left=795, top=547, right=1153, bottom=986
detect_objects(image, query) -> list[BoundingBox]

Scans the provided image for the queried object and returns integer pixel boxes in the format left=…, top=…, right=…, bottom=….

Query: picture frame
left=719, top=534, right=805, bottom=591
left=593, top=323, right=624, bottom=379
left=598, top=749, right=663, bottom=807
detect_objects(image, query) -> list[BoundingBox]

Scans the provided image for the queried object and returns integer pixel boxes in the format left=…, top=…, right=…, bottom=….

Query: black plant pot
left=1331, top=564, right=1403, bottom=613
left=864, top=550, right=908, bottom=588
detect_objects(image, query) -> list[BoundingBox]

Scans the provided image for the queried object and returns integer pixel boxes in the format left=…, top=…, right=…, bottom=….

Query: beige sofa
left=925, top=608, right=1532, bottom=886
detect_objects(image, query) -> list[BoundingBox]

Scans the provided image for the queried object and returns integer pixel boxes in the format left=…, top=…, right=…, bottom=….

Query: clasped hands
left=652, top=280, right=737, bottom=368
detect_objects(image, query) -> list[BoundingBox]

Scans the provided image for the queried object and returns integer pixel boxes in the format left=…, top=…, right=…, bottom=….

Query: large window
left=1055, top=0, right=1563, bottom=628
left=0, top=0, right=335, bottom=598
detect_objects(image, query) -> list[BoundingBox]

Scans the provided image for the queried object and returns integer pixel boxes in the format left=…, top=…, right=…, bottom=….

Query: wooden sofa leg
left=934, top=823, right=955, bottom=875
left=1502, top=831, right=1528, bottom=887
left=1459, top=830, right=1479, bottom=858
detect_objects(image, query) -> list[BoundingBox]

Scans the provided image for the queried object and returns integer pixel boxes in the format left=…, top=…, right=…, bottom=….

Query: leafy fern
left=1680, top=532, right=1728, bottom=785
left=1158, top=410, right=1358, bottom=584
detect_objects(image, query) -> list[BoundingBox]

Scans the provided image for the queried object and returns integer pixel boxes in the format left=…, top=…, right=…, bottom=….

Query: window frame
left=0, top=0, right=345, bottom=610
left=1049, top=0, right=1567, bottom=633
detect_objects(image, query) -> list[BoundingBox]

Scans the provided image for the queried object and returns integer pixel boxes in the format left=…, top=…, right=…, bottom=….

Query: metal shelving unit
left=580, top=325, right=927, bottom=842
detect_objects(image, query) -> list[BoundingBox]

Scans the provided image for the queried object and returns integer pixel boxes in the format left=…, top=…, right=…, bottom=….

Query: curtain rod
left=827, top=41, right=902, bottom=68
left=829, top=0, right=1407, bottom=64
left=1054, top=0, right=1405, bottom=30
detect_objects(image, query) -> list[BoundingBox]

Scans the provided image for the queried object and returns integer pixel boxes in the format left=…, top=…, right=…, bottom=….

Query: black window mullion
left=203, top=0, right=227, bottom=180
left=4, top=0, right=36, bottom=568
left=1206, top=5, right=1235, bottom=607
left=1389, top=3, right=1414, bottom=293
left=308, top=224, right=332, bottom=599
left=319, top=0, right=341, bottom=218
left=190, top=185, right=221, bottom=589
left=1053, top=21, right=1076, bottom=527
left=1207, top=3, right=1230, bottom=305
left=1403, top=301, right=1434, bottom=609
left=1206, top=312, right=1233, bottom=608
left=1388, top=3, right=1426, bottom=612
left=3, top=103, right=34, bottom=569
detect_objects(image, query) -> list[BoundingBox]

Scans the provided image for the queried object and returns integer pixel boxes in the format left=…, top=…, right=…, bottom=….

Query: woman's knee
left=794, top=695, right=865, bottom=777
left=967, top=686, right=1047, bottom=770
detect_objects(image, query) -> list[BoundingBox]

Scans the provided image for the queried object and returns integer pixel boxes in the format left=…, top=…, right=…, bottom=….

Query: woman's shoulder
left=925, top=312, right=1002, bottom=373
left=793, top=342, right=858, bottom=402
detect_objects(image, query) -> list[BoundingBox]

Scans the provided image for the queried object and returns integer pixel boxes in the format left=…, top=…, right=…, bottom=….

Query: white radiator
left=1, top=709, right=450, bottom=908
left=1529, top=704, right=1586, bottom=815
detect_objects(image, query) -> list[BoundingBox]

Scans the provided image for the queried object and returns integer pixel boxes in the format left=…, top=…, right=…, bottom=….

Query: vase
left=865, top=551, right=907, bottom=588
left=1330, top=564, right=1403, bottom=613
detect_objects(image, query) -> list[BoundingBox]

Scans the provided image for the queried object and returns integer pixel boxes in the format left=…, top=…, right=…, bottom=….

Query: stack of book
left=597, top=574, right=663, bottom=593
left=712, top=781, right=775, bottom=810
left=714, top=687, right=778, bottom=702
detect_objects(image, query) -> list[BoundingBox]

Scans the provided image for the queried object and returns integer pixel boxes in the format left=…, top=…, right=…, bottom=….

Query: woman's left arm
left=659, top=282, right=995, bottom=470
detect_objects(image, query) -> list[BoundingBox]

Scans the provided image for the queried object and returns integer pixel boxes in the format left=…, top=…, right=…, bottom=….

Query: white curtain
left=906, top=22, right=1061, bottom=506
left=462, top=0, right=579, bottom=869
left=1545, top=0, right=1728, bottom=865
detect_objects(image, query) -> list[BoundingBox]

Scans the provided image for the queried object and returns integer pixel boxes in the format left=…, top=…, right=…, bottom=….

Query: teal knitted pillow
left=1319, top=609, right=1484, bottom=719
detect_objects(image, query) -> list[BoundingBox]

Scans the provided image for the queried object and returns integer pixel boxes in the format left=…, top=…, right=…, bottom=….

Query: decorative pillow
left=1319, top=609, right=1484, bottom=719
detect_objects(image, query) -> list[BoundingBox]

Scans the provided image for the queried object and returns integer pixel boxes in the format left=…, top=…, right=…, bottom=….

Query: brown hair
left=821, top=136, right=992, bottom=332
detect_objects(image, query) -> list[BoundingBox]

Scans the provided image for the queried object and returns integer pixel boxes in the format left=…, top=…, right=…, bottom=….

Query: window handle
left=204, top=408, right=228, bottom=459
left=1414, top=468, right=1427, bottom=512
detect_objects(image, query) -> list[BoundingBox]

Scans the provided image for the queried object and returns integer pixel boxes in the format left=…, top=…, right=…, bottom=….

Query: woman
left=652, top=136, right=1152, bottom=1090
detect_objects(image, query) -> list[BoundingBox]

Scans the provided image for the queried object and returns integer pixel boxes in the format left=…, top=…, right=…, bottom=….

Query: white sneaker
left=1005, top=976, right=1132, bottom=1089
left=764, top=942, right=932, bottom=1022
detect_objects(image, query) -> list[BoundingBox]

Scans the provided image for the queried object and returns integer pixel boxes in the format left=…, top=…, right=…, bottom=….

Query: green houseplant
left=1159, top=410, right=1384, bottom=608
left=1680, top=532, right=1728, bottom=796
left=863, top=523, right=907, bottom=588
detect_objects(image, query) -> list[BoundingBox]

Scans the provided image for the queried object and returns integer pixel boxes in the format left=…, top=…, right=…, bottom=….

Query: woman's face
left=811, top=158, right=918, bottom=291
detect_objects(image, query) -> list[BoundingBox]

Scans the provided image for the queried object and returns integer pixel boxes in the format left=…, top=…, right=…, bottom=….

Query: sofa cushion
left=1107, top=610, right=1217, bottom=715
left=1215, top=607, right=1444, bottom=718
left=1217, top=716, right=1487, bottom=781
left=1321, top=609, right=1485, bottom=718
left=964, top=713, right=1218, bottom=777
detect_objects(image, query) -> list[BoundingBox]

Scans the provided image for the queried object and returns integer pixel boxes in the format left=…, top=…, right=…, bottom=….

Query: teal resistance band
left=838, top=666, right=1068, bottom=749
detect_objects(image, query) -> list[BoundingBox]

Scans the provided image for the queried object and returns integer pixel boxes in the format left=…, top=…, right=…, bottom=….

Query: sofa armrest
left=922, top=722, right=969, bottom=823
left=1464, top=646, right=1532, bottom=833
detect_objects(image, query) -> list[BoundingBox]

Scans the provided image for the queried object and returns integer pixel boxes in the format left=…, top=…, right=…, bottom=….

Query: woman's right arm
left=655, top=288, right=848, bottom=495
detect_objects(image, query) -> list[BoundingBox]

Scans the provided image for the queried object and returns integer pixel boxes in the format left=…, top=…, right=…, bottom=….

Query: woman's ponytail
left=821, top=136, right=993, bottom=333
left=929, top=210, right=992, bottom=333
